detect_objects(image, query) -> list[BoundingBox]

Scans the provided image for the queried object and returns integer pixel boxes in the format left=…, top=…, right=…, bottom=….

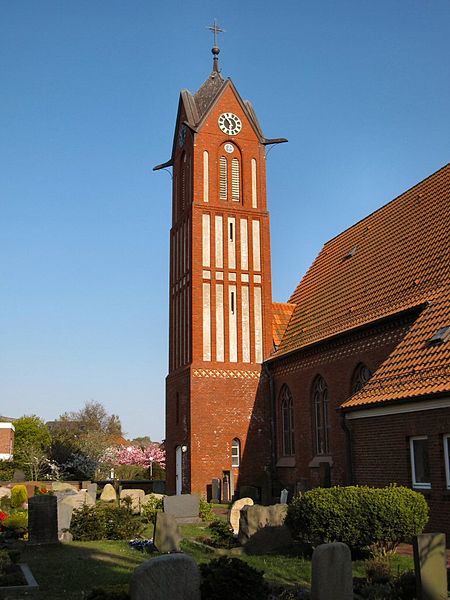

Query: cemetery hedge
left=70, top=504, right=143, bottom=541
left=285, top=485, right=429, bottom=554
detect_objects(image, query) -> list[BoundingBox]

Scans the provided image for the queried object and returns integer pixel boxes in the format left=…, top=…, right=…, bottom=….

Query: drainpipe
left=339, top=408, right=354, bottom=485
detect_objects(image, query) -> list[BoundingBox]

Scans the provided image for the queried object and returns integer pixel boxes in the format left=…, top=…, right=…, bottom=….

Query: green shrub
left=199, top=497, right=214, bottom=522
left=141, top=494, right=163, bottom=525
left=200, top=557, right=269, bottom=600
left=203, top=519, right=237, bottom=549
left=286, top=485, right=428, bottom=554
left=70, top=503, right=143, bottom=541
left=0, top=461, right=20, bottom=481
left=4, top=511, right=28, bottom=534
left=10, top=485, right=28, bottom=508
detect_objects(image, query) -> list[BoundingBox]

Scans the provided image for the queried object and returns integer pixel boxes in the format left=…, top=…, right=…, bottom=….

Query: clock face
left=218, top=112, right=242, bottom=136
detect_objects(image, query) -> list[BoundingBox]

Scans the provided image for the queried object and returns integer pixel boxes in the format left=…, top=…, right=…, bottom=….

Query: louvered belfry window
left=219, top=156, right=228, bottom=199
left=231, top=158, right=240, bottom=201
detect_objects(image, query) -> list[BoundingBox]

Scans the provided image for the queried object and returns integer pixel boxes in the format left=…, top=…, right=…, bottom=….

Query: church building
left=155, top=39, right=450, bottom=536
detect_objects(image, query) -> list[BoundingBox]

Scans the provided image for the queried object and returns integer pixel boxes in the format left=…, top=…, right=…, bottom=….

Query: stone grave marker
left=52, top=481, right=78, bottom=493
left=280, top=488, right=288, bottom=504
left=0, top=486, right=11, bottom=499
left=311, top=542, right=353, bottom=600
left=129, top=554, right=200, bottom=600
left=28, top=495, right=59, bottom=545
left=229, top=497, right=254, bottom=535
left=413, top=533, right=447, bottom=600
left=12, top=469, right=26, bottom=482
left=238, top=503, right=292, bottom=554
left=120, top=489, right=145, bottom=514
left=211, top=478, right=221, bottom=503
left=100, top=483, right=117, bottom=503
left=83, top=482, right=97, bottom=503
left=56, top=490, right=94, bottom=539
left=163, top=494, right=201, bottom=524
left=153, top=512, right=182, bottom=553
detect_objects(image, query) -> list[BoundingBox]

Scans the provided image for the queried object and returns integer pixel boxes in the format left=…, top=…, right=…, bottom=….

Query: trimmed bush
left=200, top=556, right=269, bottom=600
left=70, top=503, right=143, bottom=541
left=10, top=485, right=28, bottom=509
left=285, top=485, right=428, bottom=554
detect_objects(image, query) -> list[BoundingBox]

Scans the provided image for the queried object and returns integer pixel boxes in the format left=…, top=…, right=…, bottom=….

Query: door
left=175, top=445, right=182, bottom=495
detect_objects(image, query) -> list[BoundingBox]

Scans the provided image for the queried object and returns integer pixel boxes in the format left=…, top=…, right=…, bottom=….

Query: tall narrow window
left=251, top=158, right=257, bottom=208
left=351, top=363, right=372, bottom=394
left=203, top=150, right=209, bottom=202
left=231, top=438, right=240, bottom=467
left=280, top=385, right=295, bottom=456
left=231, top=158, right=240, bottom=201
left=444, top=435, right=450, bottom=490
left=313, top=376, right=330, bottom=455
left=410, top=436, right=431, bottom=489
left=219, top=156, right=228, bottom=199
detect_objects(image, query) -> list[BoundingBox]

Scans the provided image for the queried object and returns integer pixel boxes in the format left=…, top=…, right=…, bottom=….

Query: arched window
left=231, top=438, right=240, bottom=467
left=219, top=156, right=228, bottom=199
left=351, top=363, right=372, bottom=394
left=313, top=376, right=330, bottom=455
left=280, top=385, right=295, bottom=456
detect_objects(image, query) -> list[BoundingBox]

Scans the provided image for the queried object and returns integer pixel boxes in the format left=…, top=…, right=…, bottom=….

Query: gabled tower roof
left=154, top=46, right=286, bottom=171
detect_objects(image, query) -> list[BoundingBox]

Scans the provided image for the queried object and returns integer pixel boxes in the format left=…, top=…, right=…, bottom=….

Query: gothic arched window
left=280, top=385, right=295, bottom=456
left=351, top=363, right=372, bottom=395
left=312, top=376, right=330, bottom=455
left=231, top=438, right=240, bottom=467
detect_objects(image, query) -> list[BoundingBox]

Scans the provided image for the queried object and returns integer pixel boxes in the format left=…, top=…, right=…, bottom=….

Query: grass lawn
left=15, top=522, right=415, bottom=599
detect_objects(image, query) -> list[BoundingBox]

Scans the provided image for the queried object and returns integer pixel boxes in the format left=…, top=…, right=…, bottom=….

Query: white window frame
left=409, top=436, right=431, bottom=490
left=231, top=438, right=240, bottom=468
left=443, top=434, right=450, bottom=490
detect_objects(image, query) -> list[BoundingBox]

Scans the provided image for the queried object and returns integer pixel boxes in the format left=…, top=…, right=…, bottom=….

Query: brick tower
left=155, top=34, right=286, bottom=499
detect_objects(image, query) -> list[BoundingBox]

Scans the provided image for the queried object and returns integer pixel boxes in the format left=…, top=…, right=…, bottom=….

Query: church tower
left=155, top=31, right=286, bottom=498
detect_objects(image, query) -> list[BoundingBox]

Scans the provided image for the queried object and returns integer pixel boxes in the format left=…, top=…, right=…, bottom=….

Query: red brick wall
left=349, top=406, right=450, bottom=538
left=0, top=425, right=14, bottom=458
left=270, top=317, right=415, bottom=492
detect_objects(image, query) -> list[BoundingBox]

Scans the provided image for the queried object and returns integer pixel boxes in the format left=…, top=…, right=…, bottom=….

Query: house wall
left=0, top=423, right=15, bottom=460
left=348, top=404, right=450, bottom=539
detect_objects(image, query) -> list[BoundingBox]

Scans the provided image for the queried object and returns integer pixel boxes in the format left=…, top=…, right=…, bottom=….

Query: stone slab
left=311, top=542, right=353, bottom=600
left=163, top=494, right=200, bottom=522
left=28, top=495, right=59, bottom=545
left=99, top=483, right=117, bottom=502
left=238, top=503, right=291, bottom=554
left=413, top=533, right=447, bottom=600
left=129, top=554, right=200, bottom=600
left=120, top=489, right=145, bottom=514
left=229, top=497, right=254, bottom=535
left=153, top=512, right=182, bottom=553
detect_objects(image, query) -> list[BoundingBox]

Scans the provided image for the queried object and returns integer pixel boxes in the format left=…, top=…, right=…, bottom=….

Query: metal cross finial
left=207, top=19, right=225, bottom=48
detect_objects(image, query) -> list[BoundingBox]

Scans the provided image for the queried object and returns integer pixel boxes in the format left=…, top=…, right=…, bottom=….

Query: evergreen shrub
left=285, top=485, right=428, bottom=554
left=10, top=485, right=28, bottom=509
left=199, top=497, right=214, bottom=522
left=70, top=504, right=143, bottom=541
left=200, top=556, right=269, bottom=600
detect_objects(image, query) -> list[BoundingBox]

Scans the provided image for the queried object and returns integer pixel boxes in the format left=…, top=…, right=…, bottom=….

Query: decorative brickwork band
left=192, top=368, right=261, bottom=380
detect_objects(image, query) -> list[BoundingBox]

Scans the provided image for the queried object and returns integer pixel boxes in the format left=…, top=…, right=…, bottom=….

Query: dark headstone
left=211, top=478, right=221, bottom=503
left=130, top=554, right=200, bottom=600
left=12, top=469, right=26, bottom=483
left=163, top=494, right=201, bottom=524
left=413, top=533, right=447, bottom=600
left=28, top=495, right=58, bottom=545
left=311, top=543, right=353, bottom=600
left=153, top=512, right=182, bottom=553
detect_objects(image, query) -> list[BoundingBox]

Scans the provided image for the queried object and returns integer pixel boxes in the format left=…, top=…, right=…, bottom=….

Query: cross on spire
left=207, top=19, right=224, bottom=73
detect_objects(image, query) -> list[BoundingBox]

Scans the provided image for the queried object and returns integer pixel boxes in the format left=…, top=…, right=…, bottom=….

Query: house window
left=231, top=438, right=240, bottom=467
left=313, top=376, right=330, bottom=455
left=280, top=385, right=295, bottom=456
left=410, top=436, right=431, bottom=489
left=351, top=363, right=372, bottom=394
left=443, top=435, right=450, bottom=489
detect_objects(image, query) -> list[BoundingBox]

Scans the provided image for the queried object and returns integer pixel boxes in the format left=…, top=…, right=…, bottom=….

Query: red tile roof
left=272, top=302, right=296, bottom=349
left=273, top=164, right=450, bottom=408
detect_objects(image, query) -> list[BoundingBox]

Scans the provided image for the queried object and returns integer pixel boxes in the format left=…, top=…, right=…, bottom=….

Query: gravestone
left=239, top=485, right=259, bottom=502
left=163, top=494, right=201, bottom=524
left=120, top=489, right=145, bottom=514
left=211, top=478, right=221, bottom=503
left=238, top=504, right=292, bottom=554
left=153, top=512, right=182, bottom=553
left=311, top=542, right=353, bottom=600
left=229, top=497, right=254, bottom=535
left=0, top=487, right=11, bottom=499
left=82, top=482, right=97, bottom=503
left=100, top=483, right=117, bottom=502
left=57, top=490, right=94, bottom=538
left=12, top=469, right=26, bottom=482
left=413, top=533, right=447, bottom=600
left=280, top=489, right=288, bottom=504
left=129, top=554, right=200, bottom=600
left=52, top=481, right=78, bottom=493
left=28, top=495, right=59, bottom=545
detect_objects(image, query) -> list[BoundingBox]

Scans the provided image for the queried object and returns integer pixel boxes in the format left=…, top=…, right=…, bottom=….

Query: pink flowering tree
left=100, top=442, right=166, bottom=479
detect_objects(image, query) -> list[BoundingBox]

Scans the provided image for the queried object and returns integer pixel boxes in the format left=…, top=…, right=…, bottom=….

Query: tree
left=59, top=400, right=122, bottom=436
left=13, top=415, right=52, bottom=480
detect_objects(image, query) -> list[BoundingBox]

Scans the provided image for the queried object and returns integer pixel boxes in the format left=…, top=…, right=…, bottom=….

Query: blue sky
left=1, top=1, right=449, bottom=440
